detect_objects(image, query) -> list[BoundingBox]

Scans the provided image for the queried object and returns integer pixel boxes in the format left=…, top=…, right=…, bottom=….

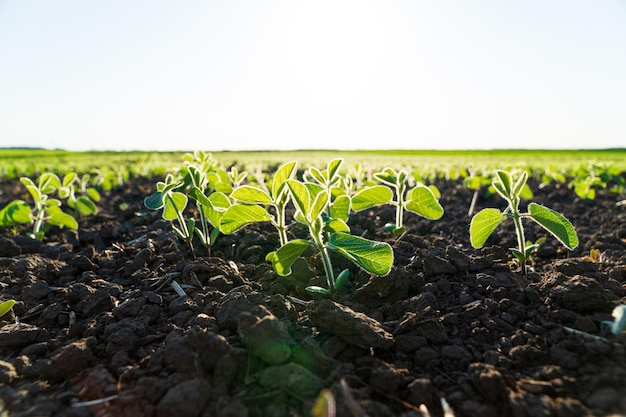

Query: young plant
left=470, top=170, right=579, bottom=275
left=351, top=167, right=444, bottom=236
left=59, top=173, right=100, bottom=217
left=0, top=299, right=15, bottom=319
left=0, top=173, right=78, bottom=240
left=220, top=161, right=297, bottom=247
left=144, top=173, right=196, bottom=254
left=303, top=159, right=351, bottom=223
left=266, top=178, right=393, bottom=295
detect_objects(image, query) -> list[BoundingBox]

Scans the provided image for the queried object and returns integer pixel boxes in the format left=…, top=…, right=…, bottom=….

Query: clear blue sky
left=1, top=1, right=625, bottom=151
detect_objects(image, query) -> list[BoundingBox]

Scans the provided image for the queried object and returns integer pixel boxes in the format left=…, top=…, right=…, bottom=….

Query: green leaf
left=519, top=184, right=534, bottom=200
left=231, top=186, right=273, bottom=204
left=39, top=173, right=61, bottom=194
left=209, top=192, right=231, bottom=210
left=328, top=233, right=393, bottom=276
left=305, top=286, right=332, bottom=296
left=162, top=192, right=188, bottom=221
left=470, top=208, right=504, bottom=248
left=75, top=196, right=97, bottom=215
left=46, top=206, right=78, bottom=230
left=86, top=187, right=101, bottom=202
left=374, top=170, right=396, bottom=186
left=335, top=269, right=350, bottom=291
left=512, top=171, right=528, bottom=198
left=308, top=167, right=326, bottom=185
left=327, top=158, right=343, bottom=180
left=405, top=185, right=444, bottom=220
left=287, top=180, right=311, bottom=218
left=325, top=218, right=350, bottom=234
left=271, top=161, right=297, bottom=199
left=220, top=204, right=271, bottom=234
left=144, top=191, right=164, bottom=210
left=310, top=191, right=329, bottom=222
left=329, top=194, right=351, bottom=222
left=495, top=170, right=512, bottom=196
left=267, top=239, right=310, bottom=276
left=0, top=299, right=15, bottom=318
left=351, top=186, right=393, bottom=211
left=0, top=200, right=32, bottom=226
left=528, top=203, right=578, bottom=249
left=21, top=177, right=42, bottom=203
left=62, top=172, right=77, bottom=187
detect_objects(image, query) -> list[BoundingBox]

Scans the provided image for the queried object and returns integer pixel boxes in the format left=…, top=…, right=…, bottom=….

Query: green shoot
left=0, top=299, right=15, bottom=318
left=221, top=161, right=297, bottom=247
left=352, top=167, right=444, bottom=236
left=266, top=178, right=393, bottom=295
left=470, top=170, right=578, bottom=275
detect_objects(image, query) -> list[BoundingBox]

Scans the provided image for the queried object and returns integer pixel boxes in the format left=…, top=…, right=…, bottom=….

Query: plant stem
left=312, top=224, right=335, bottom=293
left=395, top=183, right=405, bottom=229
left=275, top=204, right=289, bottom=247
left=511, top=198, right=527, bottom=275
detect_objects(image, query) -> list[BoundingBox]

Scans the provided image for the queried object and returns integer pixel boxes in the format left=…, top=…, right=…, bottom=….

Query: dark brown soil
left=1, top=176, right=625, bottom=417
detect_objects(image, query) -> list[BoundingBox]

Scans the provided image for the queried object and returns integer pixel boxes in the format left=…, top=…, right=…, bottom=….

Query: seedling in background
left=146, top=162, right=232, bottom=257
left=584, top=248, right=606, bottom=264
left=351, top=167, right=444, bottom=236
left=220, top=161, right=297, bottom=247
left=470, top=170, right=578, bottom=275
left=601, top=305, right=626, bottom=336
left=59, top=173, right=100, bottom=217
left=266, top=178, right=393, bottom=295
left=0, top=173, right=79, bottom=240
left=0, top=299, right=15, bottom=319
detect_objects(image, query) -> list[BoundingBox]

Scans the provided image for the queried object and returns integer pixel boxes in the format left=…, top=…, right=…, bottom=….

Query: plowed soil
left=1, top=176, right=625, bottom=417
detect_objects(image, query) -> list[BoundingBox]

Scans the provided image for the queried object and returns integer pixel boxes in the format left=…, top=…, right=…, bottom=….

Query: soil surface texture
left=1, top=176, right=625, bottom=417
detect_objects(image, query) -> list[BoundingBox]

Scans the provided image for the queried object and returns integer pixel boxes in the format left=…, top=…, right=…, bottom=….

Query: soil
left=0, top=176, right=625, bottom=417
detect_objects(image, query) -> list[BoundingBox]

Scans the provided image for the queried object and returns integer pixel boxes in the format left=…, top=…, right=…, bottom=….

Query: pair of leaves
left=469, top=203, right=578, bottom=250
left=266, top=233, right=393, bottom=278
left=352, top=184, right=443, bottom=220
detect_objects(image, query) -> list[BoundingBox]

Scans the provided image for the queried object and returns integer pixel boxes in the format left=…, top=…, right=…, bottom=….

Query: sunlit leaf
left=470, top=208, right=504, bottom=248
left=405, top=185, right=444, bottom=220
left=328, top=233, right=393, bottom=276
left=528, top=203, right=578, bottom=249
left=267, top=239, right=310, bottom=276
left=220, top=204, right=271, bottom=234
left=351, top=186, right=392, bottom=212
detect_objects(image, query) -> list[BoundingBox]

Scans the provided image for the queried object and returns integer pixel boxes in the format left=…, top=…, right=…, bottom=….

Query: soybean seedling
left=0, top=173, right=78, bottom=240
left=470, top=170, right=578, bottom=275
left=351, top=167, right=444, bottom=236
left=266, top=178, right=393, bottom=295
left=220, top=161, right=297, bottom=247
left=0, top=299, right=15, bottom=319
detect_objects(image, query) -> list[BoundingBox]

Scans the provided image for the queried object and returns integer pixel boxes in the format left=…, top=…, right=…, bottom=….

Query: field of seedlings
left=0, top=149, right=625, bottom=417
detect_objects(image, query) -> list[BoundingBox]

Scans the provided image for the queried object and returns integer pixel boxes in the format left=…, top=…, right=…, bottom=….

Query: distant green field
left=1, top=148, right=625, bottom=179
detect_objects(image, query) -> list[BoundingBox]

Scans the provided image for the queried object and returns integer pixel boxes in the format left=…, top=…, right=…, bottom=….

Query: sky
left=0, top=1, right=625, bottom=151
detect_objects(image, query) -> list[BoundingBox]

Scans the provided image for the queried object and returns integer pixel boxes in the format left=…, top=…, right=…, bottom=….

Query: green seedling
left=0, top=173, right=78, bottom=240
left=146, top=160, right=232, bottom=257
left=303, top=159, right=351, bottom=223
left=601, top=305, right=626, bottom=335
left=220, top=161, right=297, bottom=247
left=59, top=173, right=100, bottom=217
left=266, top=178, right=393, bottom=295
left=144, top=173, right=196, bottom=254
left=470, top=170, right=578, bottom=275
left=351, top=167, right=444, bottom=236
left=0, top=299, right=15, bottom=318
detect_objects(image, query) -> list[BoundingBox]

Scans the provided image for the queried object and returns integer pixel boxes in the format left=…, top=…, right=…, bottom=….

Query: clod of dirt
left=0, top=323, right=50, bottom=349
left=238, top=306, right=293, bottom=365
left=307, top=299, right=394, bottom=350
left=258, top=362, right=323, bottom=397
